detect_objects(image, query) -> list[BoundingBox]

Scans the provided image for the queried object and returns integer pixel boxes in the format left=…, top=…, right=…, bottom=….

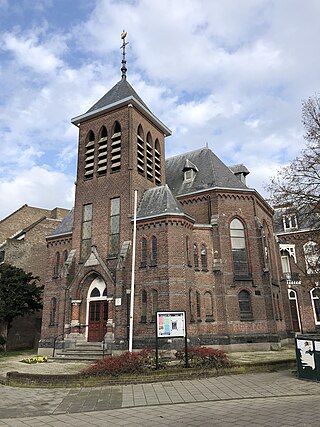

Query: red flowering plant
left=175, top=346, right=230, bottom=369
left=82, top=348, right=154, bottom=377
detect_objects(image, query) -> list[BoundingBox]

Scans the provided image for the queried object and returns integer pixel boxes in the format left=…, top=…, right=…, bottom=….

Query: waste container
left=295, top=335, right=320, bottom=381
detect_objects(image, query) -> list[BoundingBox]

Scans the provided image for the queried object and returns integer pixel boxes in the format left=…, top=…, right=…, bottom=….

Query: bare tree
left=266, top=95, right=320, bottom=214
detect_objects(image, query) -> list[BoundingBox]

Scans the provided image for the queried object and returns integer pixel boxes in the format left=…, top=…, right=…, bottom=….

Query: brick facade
left=0, top=206, right=69, bottom=350
left=38, top=75, right=302, bottom=355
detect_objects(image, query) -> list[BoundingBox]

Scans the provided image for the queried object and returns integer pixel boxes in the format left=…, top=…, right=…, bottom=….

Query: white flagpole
left=129, top=190, right=138, bottom=352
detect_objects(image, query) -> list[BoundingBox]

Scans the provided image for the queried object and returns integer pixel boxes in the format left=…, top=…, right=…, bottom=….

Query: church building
left=39, top=34, right=292, bottom=356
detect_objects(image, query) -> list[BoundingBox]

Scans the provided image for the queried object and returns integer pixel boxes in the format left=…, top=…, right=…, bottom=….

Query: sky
left=0, top=0, right=319, bottom=220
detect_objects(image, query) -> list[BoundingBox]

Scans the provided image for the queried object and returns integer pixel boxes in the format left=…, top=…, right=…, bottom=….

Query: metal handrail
left=52, top=324, right=108, bottom=358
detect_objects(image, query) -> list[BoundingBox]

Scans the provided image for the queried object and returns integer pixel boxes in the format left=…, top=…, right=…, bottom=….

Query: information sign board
left=156, top=311, right=186, bottom=338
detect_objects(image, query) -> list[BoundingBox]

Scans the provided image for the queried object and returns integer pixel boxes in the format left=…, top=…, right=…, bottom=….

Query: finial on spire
left=120, top=30, right=128, bottom=80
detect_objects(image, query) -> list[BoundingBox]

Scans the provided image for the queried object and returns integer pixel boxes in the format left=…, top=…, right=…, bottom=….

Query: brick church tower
left=39, top=33, right=292, bottom=356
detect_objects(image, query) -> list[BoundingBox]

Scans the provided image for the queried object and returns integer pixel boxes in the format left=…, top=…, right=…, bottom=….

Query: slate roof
left=71, top=78, right=171, bottom=136
left=86, top=79, right=150, bottom=114
left=229, top=164, right=250, bottom=176
left=166, top=147, right=248, bottom=197
left=137, top=185, right=193, bottom=221
left=274, top=205, right=320, bottom=234
left=47, top=209, right=74, bottom=238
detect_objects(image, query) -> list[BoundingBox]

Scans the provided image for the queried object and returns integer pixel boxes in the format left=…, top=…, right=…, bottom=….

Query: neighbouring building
left=38, top=34, right=297, bottom=356
left=0, top=205, right=69, bottom=350
left=275, top=205, right=320, bottom=334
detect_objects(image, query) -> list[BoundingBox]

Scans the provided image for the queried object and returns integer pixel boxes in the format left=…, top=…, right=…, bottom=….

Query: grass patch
left=0, top=349, right=36, bottom=360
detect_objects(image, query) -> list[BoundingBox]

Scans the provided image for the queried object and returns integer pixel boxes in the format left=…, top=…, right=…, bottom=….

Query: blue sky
left=0, top=0, right=319, bottom=219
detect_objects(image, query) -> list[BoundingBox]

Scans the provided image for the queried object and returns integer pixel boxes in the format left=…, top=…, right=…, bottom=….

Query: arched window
left=288, top=289, right=301, bottom=332
left=111, top=121, right=121, bottom=172
left=90, top=287, right=100, bottom=298
left=230, top=218, right=249, bottom=277
left=53, top=252, right=60, bottom=278
left=196, top=291, right=201, bottom=321
left=304, top=241, right=320, bottom=275
left=151, top=236, right=157, bottom=266
left=204, top=292, right=214, bottom=321
left=154, top=139, right=161, bottom=185
left=49, top=297, right=57, bottom=326
left=193, top=243, right=199, bottom=269
left=141, top=290, right=147, bottom=323
left=151, top=289, right=158, bottom=322
left=141, top=237, right=147, bottom=268
left=137, top=125, right=145, bottom=175
left=85, top=130, right=95, bottom=178
left=63, top=249, right=68, bottom=263
left=186, top=236, right=191, bottom=266
left=189, top=289, right=195, bottom=322
left=238, top=290, right=253, bottom=321
left=146, top=132, right=153, bottom=181
left=97, top=126, right=108, bottom=175
left=310, top=288, right=320, bottom=325
left=201, top=244, right=208, bottom=271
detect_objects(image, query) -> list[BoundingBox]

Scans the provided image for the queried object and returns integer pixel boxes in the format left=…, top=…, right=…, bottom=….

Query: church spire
left=120, top=30, right=128, bottom=80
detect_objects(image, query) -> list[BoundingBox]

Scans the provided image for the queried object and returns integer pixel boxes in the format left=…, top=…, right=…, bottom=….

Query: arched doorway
left=288, top=289, right=301, bottom=333
left=86, top=277, right=108, bottom=342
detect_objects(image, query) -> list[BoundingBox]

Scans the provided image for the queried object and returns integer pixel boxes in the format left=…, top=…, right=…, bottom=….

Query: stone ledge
left=5, top=358, right=296, bottom=388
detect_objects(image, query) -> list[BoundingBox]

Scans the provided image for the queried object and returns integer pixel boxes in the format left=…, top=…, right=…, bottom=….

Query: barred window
left=204, top=292, right=214, bottom=321
left=151, top=236, right=157, bottom=266
left=238, top=290, right=253, bottom=321
left=151, top=289, right=158, bottom=322
left=201, top=244, right=208, bottom=271
left=196, top=291, right=201, bottom=321
left=141, top=237, right=147, bottom=268
left=49, top=297, right=57, bottom=326
left=53, top=251, right=60, bottom=278
left=141, top=290, right=147, bottom=323
left=193, top=243, right=199, bottom=269
left=189, top=289, right=195, bottom=322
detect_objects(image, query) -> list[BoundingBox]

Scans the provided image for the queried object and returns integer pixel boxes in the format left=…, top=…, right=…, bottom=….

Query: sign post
left=155, top=311, right=188, bottom=368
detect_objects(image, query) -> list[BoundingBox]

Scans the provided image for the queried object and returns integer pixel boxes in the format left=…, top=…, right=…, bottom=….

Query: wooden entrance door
left=88, top=301, right=108, bottom=342
left=289, top=299, right=301, bottom=332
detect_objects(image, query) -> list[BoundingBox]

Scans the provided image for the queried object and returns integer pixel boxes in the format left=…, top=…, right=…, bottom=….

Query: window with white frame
left=282, top=214, right=298, bottom=231
left=310, top=288, right=320, bottom=325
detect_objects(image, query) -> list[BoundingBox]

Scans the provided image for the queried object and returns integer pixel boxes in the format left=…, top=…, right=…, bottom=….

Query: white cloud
left=0, top=166, right=74, bottom=220
left=1, top=31, right=65, bottom=74
left=1, top=0, right=320, bottom=216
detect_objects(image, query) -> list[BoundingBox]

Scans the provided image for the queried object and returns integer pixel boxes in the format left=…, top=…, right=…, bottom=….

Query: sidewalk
left=1, top=348, right=319, bottom=426
left=0, top=370, right=319, bottom=425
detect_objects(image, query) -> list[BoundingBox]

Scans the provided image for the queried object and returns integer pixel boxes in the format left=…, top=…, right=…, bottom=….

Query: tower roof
left=71, top=78, right=171, bottom=136
left=86, top=78, right=149, bottom=114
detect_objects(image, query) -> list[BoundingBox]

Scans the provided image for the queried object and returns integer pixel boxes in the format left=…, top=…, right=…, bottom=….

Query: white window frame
left=310, top=287, right=320, bottom=325
left=282, top=214, right=298, bottom=231
left=288, top=289, right=302, bottom=332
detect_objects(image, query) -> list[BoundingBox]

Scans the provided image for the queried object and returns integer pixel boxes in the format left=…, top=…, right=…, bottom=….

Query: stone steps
left=54, top=341, right=111, bottom=361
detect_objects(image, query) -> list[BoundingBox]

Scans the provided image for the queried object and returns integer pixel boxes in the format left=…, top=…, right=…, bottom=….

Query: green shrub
left=0, top=336, right=6, bottom=346
left=83, top=349, right=154, bottom=377
left=176, top=346, right=230, bottom=369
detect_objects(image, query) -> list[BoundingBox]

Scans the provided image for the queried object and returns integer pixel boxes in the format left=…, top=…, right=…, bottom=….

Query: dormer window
left=283, top=214, right=298, bottom=231
left=184, top=169, right=195, bottom=182
left=183, top=158, right=198, bottom=183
